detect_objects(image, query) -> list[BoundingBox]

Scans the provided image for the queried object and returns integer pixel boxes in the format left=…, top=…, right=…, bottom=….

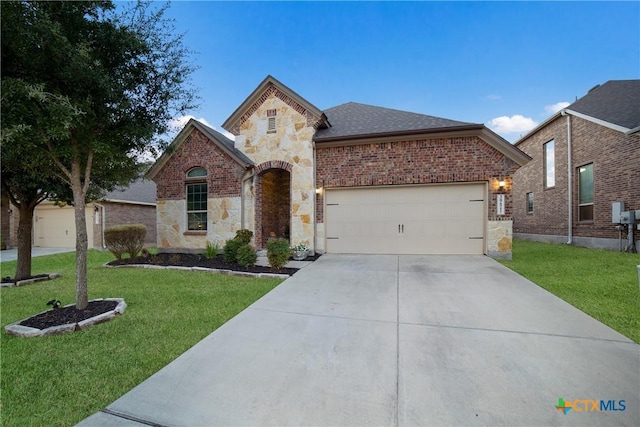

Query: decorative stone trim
left=254, top=160, right=293, bottom=174
left=104, top=263, right=290, bottom=279
left=4, top=298, right=127, bottom=338
left=0, top=273, right=61, bottom=288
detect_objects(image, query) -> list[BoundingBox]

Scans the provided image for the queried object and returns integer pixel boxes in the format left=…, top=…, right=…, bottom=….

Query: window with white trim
left=544, top=140, right=555, bottom=188
left=267, top=109, right=276, bottom=133
left=186, top=167, right=207, bottom=231
left=578, top=163, right=594, bottom=221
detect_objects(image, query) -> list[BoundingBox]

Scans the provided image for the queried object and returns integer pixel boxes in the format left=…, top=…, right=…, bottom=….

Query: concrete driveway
left=79, top=254, right=639, bottom=426
left=0, top=247, right=74, bottom=262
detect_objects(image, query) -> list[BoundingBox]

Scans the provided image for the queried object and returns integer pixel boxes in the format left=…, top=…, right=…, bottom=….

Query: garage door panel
left=325, top=184, right=486, bottom=255
left=34, top=206, right=93, bottom=248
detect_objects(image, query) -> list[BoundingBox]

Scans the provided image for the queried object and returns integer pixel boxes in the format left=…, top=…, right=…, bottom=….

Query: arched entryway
left=254, top=162, right=292, bottom=248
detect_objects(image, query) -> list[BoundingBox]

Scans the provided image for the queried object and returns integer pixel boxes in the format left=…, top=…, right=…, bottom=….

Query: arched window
left=186, top=168, right=207, bottom=231
left=187, top=167, right=207, bottom=178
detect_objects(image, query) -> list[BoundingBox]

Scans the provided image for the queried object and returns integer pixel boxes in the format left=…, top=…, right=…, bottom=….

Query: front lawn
left=499, top=240, right=640, bottom=343
left=0, top=250, right=282, bottom=427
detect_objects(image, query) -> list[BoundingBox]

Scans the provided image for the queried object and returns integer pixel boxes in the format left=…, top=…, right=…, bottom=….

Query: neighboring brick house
left=512, top=80, right=640, bottom=251
left=2, top=178, right=157, bottom=249
left=148, top=75, right=530, bottom=259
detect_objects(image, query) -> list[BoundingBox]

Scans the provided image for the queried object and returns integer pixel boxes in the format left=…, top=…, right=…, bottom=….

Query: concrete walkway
left=78, top=255, right=639, bottom=426
left=0, top=247, right=74, bottom=262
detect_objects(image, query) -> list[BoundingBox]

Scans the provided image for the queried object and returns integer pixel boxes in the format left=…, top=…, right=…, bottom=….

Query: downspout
left=312, top=139, right=317, bottom=253
left=240, top=168, right=255, bottom=230
left=563, top=111, right=573, bottom=245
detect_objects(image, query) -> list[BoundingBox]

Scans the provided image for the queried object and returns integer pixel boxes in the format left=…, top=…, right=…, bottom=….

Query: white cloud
left=544, top=101, right=570, bottom=115
left=486, top=94, right=502, bottom=100
left=167, top=115, right=235, bottom=141
left=168, top=114, right=213, bottom=131
left=488, top=115, right=538, bottom=135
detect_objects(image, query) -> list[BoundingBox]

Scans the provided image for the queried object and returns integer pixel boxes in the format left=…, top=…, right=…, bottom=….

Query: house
left=512, top=80, right=640, bottom=251
left=147, top=75, right=531, bottom=259
left=2, top=178, right=157, bottom=249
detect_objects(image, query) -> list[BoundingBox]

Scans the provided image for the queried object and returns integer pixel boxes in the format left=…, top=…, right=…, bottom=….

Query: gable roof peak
left=222, top=75, right=329, bottom=135
left=146, top=118, right=252, bottom=181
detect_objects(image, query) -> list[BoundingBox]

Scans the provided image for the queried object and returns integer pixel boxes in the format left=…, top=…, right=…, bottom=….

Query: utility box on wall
left=621, top=210, right=636, bottom=225
left=612, top=202, right=625, bottom=224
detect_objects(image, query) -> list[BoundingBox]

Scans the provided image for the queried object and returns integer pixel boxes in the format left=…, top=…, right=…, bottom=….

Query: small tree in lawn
left=1, top=0, right=198, bottom=309
left=0, top=80, right=82, bottom=280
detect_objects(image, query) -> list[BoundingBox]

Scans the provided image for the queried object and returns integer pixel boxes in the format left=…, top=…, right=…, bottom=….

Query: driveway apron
left=78, top=255, right=639, bottom=426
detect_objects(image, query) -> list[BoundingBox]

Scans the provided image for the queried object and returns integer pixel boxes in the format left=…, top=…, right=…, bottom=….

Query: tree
left=1, top=1, right=198, bottom=309
left=0, top=80, right=82, bottom=280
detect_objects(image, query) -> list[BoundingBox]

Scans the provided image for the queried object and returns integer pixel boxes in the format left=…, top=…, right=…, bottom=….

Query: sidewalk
left=0, top=247, right=74, bottom=262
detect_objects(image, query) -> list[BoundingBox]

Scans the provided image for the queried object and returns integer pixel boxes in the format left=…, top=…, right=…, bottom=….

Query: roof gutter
left=625, top=125, right=640, bottom=135
left=313, top=124, right=484, bottom=144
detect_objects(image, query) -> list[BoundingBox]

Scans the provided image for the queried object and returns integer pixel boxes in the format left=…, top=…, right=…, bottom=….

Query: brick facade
left=102, top=202, right=157, bottom=245
left=257, top=169, right=291, bottom=246
left=154, top=128, right=247, bottom=201
left=315, top=136, right=520, bottom=223
left=150, top=78, right=528, bottom=257
left=513, top=114, right=640, bottom=244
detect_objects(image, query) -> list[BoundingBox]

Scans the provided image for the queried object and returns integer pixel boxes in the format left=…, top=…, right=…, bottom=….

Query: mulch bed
left=1, top=273, right=50, bottom=284
left=108, top=252, right=320, bottom=276
left=19, top=300, right=118, bottom=330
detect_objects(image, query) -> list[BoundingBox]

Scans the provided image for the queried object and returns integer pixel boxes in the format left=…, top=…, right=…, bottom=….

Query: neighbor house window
left=578, top=163, right=594, bottom=221
left=544, top=140, right=555, bottom=188
left=267, top=109, right=276, bottom=133
left=526, top=192, right=534, bottom=213
left=186, top=167, right=207, bottom=230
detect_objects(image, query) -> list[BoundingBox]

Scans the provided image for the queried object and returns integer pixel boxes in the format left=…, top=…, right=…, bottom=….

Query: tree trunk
left=15, top=203, right=35, bottom=280
left=73, top=190, right=89, bottom=310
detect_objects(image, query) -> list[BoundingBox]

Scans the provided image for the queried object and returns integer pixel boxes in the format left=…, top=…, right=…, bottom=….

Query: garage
left=33, top=205, right=94, bottom=248
left=324, top=183, right=486, bottom=255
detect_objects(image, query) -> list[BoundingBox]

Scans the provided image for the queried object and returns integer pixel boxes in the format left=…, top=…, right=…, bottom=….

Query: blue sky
left=161, top=1, right=639, bottom=142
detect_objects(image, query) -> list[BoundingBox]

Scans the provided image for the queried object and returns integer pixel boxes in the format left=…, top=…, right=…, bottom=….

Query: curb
left=103, top=263, right=291, bottom=279
left=4, top=298, right=127, bottom=338
left=0, top=273, right=61, bottom=288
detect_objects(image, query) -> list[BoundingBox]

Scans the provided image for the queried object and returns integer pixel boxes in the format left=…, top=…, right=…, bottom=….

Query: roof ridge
left=323, top=101, right=476, bottom=125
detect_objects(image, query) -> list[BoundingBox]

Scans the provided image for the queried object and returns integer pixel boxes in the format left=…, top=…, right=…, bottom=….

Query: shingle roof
left=199, top=122, right=253, bottom=165
left=567, top=80, right=640, bottom=131
left=104, top=178, right=156, bottom=204
left=314, top=102, right=477, bottom=141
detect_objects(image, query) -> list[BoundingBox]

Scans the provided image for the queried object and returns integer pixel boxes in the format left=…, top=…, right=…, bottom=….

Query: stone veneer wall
left=233, top=92, right=316, bottom=250
left=156, top=197, right=241, bottom=250
left=487, top=219, right=513, bottom=259
left=153, top=128, right=248, bottom=251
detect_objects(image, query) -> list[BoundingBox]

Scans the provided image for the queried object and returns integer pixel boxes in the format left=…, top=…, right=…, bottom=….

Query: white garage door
left=325, top=183, right=486, bottom=255
left=34, top=205, right=94, bottom=248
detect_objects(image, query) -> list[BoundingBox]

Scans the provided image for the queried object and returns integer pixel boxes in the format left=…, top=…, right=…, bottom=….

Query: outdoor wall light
left=315, top=187, right=323, bottom=195
left=498, top=179, right=506, bottom=189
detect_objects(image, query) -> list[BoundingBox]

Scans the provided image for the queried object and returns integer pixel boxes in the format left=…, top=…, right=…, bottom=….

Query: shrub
left=266, top=238, right=291, bottom=270
left=104, top=224, right=146, bottom=260
left=235, top=229, right=253, bottom=245
left=204, top=240, right=220, bottom=259
left=223, top=238, right=244, bottom=264
left=236, top=244, right=257, bottom=267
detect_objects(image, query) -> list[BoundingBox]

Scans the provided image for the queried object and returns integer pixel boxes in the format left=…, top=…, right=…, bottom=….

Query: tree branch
left=82, top=149, right=94, bottom=195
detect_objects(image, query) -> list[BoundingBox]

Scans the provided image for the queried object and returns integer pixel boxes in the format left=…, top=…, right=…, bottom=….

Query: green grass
left=1, top=250, right=282, bottom=426
left=499, top=240, right=640, bottom=343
